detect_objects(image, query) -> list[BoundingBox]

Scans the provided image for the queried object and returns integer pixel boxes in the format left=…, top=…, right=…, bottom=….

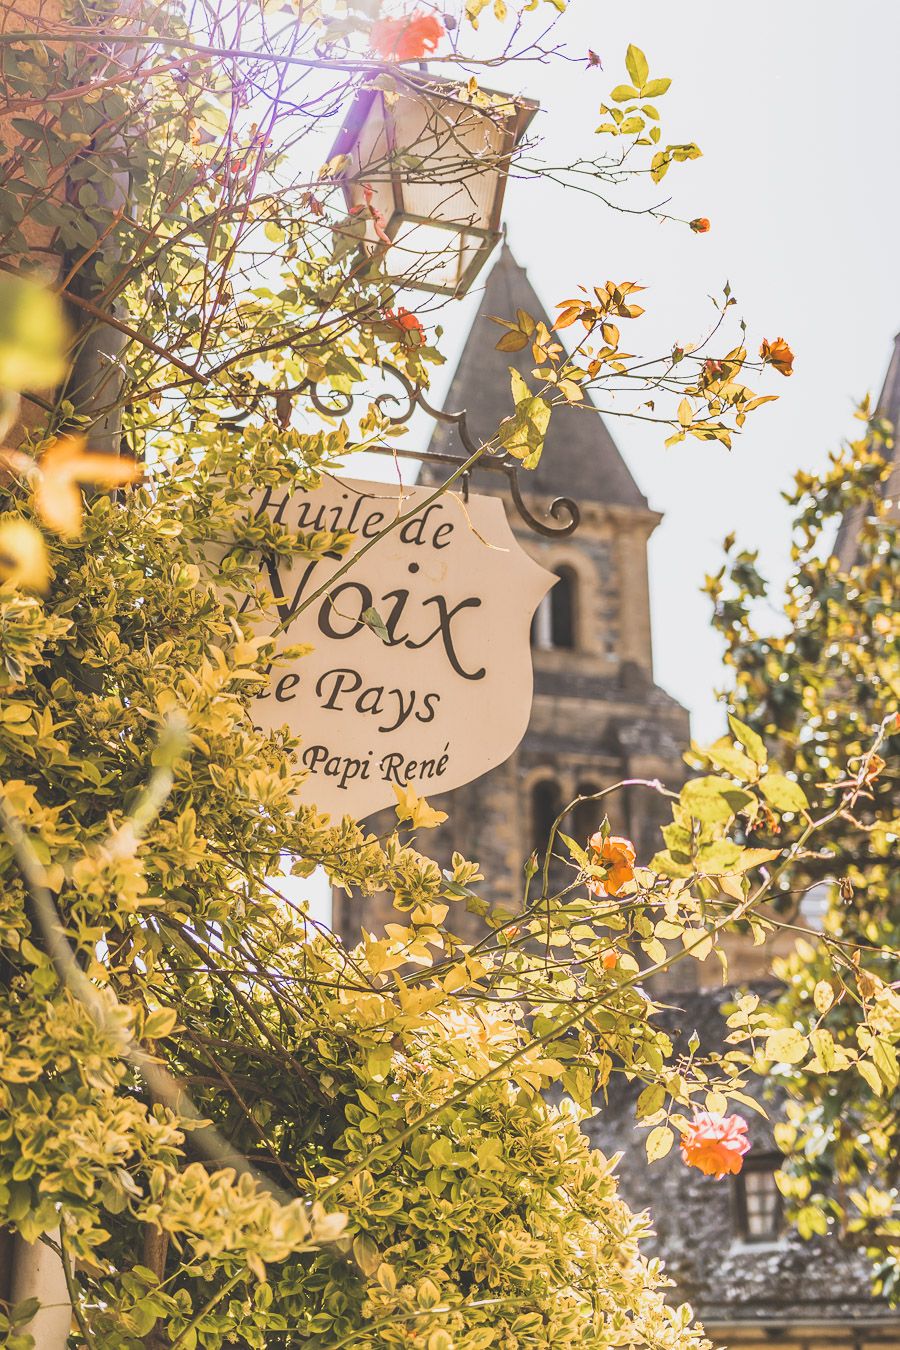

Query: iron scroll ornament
left=219, top=364, right=580, bottom=539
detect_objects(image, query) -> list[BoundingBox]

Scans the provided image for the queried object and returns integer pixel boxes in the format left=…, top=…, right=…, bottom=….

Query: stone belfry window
left=531, top=567, right=577, bottom=650
left=572, top=784, right=602, bottom=847
left=530, top=779, right=561, bottom=855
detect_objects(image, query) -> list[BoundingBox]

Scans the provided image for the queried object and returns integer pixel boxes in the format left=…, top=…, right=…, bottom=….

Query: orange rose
left=689, top=217, right=710, bottom=233
left=385, top=306, right=424, bottom=342
left=587, top=833, right=636, bottom=896
left=680, top=1112, right=750, bottom=1179
left=759, top=336, right=794, bottom=377
left=370, top=10, right=445, bottom=61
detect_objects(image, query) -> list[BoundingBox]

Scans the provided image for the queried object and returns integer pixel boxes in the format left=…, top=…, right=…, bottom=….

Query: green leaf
left=856, top=1058, right=883, bottom=1097
left=362, top=607, right=390, bottom=643
left=695, top=840, right=743, bottom=874
left=703, top=739, right=758, bottom=781
left=625, top=44, right=649, bottom=89
left=727, top=713, right=767, bottom=766
left=681, top=776, right=754, bottom=824
left=731, top=846, right=781, bottom=873
left=144, top=1007, right=178, bottom=1039
left=636, top=1083, right=665, bottom=1118
left=352, top=1234, right=381, bottom=1276
left=650, top=848, right=693, bottom=879
left=760, top=772, right=809, bottom=814
left=872, top=1038, right=899, bottom=1092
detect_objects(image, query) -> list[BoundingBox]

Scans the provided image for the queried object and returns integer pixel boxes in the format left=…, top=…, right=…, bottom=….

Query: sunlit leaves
left=727, top=713, right=767, bottom=767
left=650, top=142, right=702, bottom=183
left=393, top=782, right=448, bottom=830
left=0, top=517, right=50, bottom=592
left=759, top=772, right=809, bottom=815
left=596, top=44, right=698, bottom=185
left=764, top=1027, right=808, bottom=1065
left=680, top=776, right=753, bottom=825
left=0, top=275, right=68, bottom=394
left=497, top=368, right=551, bottom=468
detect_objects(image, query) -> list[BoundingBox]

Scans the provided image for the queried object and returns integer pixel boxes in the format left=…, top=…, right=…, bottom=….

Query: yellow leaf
left=393, top=783, right=447, bottom=830
left=0, top=517, right=49, bottom=592
left=677, top=397, right=693, bottom=427
left=856, top=1058, right=883, bottom=1097
left=764, top=1026, right=807, bottom=1065
left=144, top=1007, right=178, bottom=1039
left=625, top=44, right=649, bottom=89
left=34, top=437, right=141, bottom=538
left=813, top=980, right=834, bottom=1014
left=646, top=1124, right=674, bottom=1161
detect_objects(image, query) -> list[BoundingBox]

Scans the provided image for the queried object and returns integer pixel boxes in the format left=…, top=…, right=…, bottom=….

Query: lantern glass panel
left=390, top=90, right=508, bottom=228
left=337, top=80, right=532, bottom=295
left=384, top=219, right=484, bottom=294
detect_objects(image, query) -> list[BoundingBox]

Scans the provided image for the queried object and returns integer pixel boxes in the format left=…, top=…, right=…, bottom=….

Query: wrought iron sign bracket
left=218, top=362, right=580, bottom=539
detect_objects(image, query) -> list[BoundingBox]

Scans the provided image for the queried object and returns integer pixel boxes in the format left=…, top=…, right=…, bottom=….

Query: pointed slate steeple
left=834, top=331, right=900, bottom=567
left=424, top=244, right=650, bottom=510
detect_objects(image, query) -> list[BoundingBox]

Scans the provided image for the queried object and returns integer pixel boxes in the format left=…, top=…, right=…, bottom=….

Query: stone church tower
left=334, top=245, right=690, bottom=940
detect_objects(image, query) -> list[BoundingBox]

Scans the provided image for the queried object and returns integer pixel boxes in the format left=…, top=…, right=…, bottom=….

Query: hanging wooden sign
left=245, top=475, right=555, bottom=819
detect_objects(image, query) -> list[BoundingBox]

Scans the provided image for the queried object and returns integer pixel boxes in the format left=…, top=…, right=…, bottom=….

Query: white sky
left=363, top=0, right=900, bottom=743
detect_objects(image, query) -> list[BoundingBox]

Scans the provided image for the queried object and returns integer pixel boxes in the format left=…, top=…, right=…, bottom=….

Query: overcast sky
left=360, top=0, right=900, bottom=742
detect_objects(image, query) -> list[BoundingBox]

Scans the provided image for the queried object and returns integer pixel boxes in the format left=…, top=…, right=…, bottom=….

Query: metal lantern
left=330, top=73, right=538, bottom=298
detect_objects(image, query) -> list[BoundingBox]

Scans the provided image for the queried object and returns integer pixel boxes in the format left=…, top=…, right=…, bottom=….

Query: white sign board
left=247, top=476, right=554, bottom=819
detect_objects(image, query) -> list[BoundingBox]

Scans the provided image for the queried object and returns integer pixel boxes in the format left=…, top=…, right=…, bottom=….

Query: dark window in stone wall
left=732, top=1154, right=784, bottom=1242
left=531, top=568, right=577, bottom=650
left=572, top=784, right=602, bottom=848
left=530, top=779, right=561, bottom=856
left=551, top=567, right=576, bottom=648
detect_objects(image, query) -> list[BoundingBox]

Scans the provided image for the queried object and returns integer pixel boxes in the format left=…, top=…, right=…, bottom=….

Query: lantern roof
left=425, top=244, right=650, bottom=509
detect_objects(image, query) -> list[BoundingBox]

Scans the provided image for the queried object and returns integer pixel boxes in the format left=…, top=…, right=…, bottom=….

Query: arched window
left=572, top=783, right=602, bottom=847
left=531, top=566, right=577, bottom=650
left=530, top=778, right=561, bottom=855
left=551, top=566, right=577, bottom=648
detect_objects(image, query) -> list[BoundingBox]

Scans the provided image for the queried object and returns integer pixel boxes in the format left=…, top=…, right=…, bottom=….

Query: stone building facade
left=333, top=244, right=690, bottom=939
